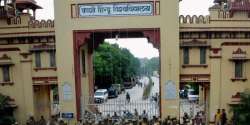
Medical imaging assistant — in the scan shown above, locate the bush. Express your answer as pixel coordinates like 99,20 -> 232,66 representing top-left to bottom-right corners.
0,116 -> 15,125
0,94 -> 16,125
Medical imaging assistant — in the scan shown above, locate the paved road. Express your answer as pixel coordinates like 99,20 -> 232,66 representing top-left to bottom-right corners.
93,76 -> 203,122
97,76 -> 160,118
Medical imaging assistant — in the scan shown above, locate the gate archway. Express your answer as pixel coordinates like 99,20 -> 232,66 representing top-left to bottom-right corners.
54,0 -> 180,122
73,29 -> 160,119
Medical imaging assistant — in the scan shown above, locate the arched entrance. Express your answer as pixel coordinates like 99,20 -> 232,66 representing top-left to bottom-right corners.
54,0 -> 180,122
73,29 -> 160,119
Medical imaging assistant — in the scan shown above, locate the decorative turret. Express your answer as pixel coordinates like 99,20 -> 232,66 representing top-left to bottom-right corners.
0,0 -> 41,20
214,0 -> 228,5
0,0 -> 16,19
16,0 -> 42,19
228,0 -> 250,18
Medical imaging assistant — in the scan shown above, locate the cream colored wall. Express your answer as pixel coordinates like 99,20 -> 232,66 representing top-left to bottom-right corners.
220,45 -> 250,117
0,12 -> 55,124
180,6 -> 250,122
0,44 -> 40,124
1,1 -> 250,124
32,50 -> 57,77
180,47 -> 210,74
33,85 -> 51,120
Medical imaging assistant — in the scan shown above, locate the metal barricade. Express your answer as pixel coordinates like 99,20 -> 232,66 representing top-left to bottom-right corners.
81,96 -> 159,120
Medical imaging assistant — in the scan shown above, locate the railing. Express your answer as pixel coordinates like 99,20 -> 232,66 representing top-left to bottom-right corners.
179,15 -> 210,24
28,19 -> 54,28
82,96 -> 159,120
9,16 -> 21,24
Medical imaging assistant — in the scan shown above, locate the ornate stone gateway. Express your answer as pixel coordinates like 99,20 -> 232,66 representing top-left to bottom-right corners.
55,0 -> 179,123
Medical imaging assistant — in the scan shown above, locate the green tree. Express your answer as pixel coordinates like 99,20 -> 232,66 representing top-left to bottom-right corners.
140,57 -> 159,76
93,42 -> 140,88
230,90 -> 250,125
0,94 -> 16,125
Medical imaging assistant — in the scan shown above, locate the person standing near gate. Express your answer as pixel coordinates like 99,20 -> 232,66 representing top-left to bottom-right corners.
183,112 -> 190,125
214,109 -> 221,125
141,110 -> 148,120
221,109 -> 227,125
38,116 -> 46,125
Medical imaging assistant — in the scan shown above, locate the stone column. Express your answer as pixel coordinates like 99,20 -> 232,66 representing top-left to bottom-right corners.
209,58 -> 222,124
160,0 -> 180,119
20,56 -> 35,120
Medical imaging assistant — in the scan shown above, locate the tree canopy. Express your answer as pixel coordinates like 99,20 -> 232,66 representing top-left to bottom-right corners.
230,90 -> 250,125
140,57 -> 159,76
94,42 -> 140,88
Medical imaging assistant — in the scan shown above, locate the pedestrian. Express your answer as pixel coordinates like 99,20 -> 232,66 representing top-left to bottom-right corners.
221,109 -> 227,125
126,92 -> 130,103
38,116 -> 46,125
214,109 -> 221,125
134,109 -> 139,118
47,116 -> 57,125
26,116 -> 36,125
201,111 -> 206,125
195,112 -> 201,125
232,112 -> 237,125
112,112 -> 119,123
183,112 -> 189,125
141,110 -> 148,119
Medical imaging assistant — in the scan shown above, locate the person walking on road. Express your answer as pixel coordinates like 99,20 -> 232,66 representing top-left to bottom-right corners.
126,92 -> 130,103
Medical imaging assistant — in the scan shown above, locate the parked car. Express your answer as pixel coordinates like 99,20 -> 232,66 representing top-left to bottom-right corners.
108,87 -> 118,98
94,89 -> 108,103
124,77 -> 135,89
111,84 -> 122,94
187,89 -> 199,102
124,82 -> 133,89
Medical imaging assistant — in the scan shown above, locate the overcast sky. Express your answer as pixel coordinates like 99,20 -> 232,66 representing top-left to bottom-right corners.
35,0 -> 215,58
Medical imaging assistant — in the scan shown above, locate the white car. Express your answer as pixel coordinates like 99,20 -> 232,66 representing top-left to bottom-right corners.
187,89 -> 199,102
94,89 -> 108,103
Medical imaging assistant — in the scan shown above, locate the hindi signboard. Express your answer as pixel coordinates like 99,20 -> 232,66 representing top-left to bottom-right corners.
79,2 -> 154,17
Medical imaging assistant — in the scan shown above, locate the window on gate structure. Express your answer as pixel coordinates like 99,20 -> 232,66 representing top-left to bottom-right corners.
81,50 -> 86,75
235,61 -> 243,78
200,47 -> 206,64
183,48 -> 189,64
2,66 -> 10,82
50,51 -> 56,67
35,52 -> 41,68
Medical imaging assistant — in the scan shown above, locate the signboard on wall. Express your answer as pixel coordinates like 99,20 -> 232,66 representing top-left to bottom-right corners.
79,2 -> 154,17
165,80 -> 177,100
62,112 -> 74,119
63,82 -> 72,101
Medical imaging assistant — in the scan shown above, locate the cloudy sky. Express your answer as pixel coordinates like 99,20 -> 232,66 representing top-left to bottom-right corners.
35,0 -> 215,58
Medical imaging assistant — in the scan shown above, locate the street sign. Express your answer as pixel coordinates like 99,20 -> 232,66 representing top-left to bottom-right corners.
61,113 -> 74,119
